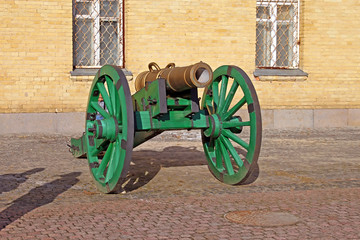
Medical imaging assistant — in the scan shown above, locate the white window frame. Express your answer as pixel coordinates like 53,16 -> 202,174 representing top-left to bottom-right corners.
74,0 -> 124,68
256,0 -> 300,68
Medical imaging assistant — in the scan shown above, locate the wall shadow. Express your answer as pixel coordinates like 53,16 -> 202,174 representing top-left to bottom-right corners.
0,168 -> 45,194
0,172 -> 81,231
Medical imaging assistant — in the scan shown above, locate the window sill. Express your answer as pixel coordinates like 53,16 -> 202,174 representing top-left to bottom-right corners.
254,69 -> 308,82
70,68 -> 133,82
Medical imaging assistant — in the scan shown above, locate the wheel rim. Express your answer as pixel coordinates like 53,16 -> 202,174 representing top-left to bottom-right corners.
85,65 -> 134,193
201,65 -> 262,185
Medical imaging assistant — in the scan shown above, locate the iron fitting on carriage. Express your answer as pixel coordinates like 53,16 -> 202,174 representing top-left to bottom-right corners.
135,62 -> 213,92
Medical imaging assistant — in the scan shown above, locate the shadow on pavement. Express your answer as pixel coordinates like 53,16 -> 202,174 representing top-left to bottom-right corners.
121,146 -> 206,192
0,172 -> 81,231
0,168 -> 45,194
121,145 -> 261,192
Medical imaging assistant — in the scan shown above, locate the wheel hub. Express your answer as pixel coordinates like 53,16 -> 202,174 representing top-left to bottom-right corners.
93,117 -> 119,142
204,114 -> 222,138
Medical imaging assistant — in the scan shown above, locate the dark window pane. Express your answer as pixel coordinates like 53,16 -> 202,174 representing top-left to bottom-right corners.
100,21 -> 119,65
256,6 -> 270,19
74,19 -> 94,66
101,0 -> 118,17
276,23 -> 291,67
75,1 -> 92,15
256,22 -> 272,67
277,5 -> 293,21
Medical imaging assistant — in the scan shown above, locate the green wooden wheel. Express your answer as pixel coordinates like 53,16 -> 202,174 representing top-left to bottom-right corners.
201,65 -> 262,185
85,65 -> 134,193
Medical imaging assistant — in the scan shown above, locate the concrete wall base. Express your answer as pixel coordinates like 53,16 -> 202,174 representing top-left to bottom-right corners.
263,109 -> 360,129
0,113 -> 85,135
0,109 -> 359,134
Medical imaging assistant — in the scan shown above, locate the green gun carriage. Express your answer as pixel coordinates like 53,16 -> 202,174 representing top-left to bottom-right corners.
70,62 -> 262,193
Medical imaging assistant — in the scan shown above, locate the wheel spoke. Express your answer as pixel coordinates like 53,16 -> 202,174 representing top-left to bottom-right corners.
203,138 -> 212,153
222,129 -> 249,150
223,96 -> 246,120
205,99 -> 214,114
105,140 -> 121,183
105,76 -> 117,117
212,81 -> 219,110
217,75 -> 228,113
222,80 -> 239,114
220,135 -> 244,168
90,101 -> 110,119
218,137 -> 234,175
96,82 -> 113,116
116,86 -> 123,122
215,139 -> 224,170
223,120 -> 251,129
115,139 -> 126,177
96,142 -> 113,178
92,139 -> 110,156
208,137 -> 215,149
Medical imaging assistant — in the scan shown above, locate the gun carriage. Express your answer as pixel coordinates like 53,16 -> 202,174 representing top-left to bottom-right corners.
70,62 -> 262,193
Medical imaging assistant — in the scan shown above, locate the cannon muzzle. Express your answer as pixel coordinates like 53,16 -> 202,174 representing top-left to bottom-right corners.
135,62 -> 213,92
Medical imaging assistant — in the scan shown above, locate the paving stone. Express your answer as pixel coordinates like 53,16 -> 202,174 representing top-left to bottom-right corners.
0,128 -> 359,239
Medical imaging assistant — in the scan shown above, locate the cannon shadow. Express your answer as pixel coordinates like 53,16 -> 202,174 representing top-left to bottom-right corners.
0,168 -> 45,194
0,172 -> 81,231
120,146 -> 206,192
120,145 -> 259,193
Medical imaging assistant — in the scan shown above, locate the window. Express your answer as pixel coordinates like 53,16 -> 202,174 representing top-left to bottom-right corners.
256,0 -> 299,68
73,0 -> 124,69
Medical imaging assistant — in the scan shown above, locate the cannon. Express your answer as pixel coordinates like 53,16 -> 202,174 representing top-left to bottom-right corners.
70,62 -> 262,193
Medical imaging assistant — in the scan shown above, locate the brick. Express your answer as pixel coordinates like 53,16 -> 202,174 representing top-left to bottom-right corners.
0,0 -> 359,115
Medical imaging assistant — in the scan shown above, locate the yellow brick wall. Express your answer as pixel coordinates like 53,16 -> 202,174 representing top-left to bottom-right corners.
254,0 -> 360,109
125,0 -> 256,93
0,0 -> 359,114
0,0 -> 91,113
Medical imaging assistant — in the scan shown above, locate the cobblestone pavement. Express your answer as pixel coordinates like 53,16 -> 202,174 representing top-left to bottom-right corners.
0,128 -> 359,239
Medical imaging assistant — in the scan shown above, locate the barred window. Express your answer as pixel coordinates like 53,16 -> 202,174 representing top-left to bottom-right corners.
73,0 -> 124,68
256,0 -> 299,68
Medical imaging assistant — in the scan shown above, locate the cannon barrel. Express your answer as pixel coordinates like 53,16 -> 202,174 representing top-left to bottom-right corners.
135,62 -> 213,92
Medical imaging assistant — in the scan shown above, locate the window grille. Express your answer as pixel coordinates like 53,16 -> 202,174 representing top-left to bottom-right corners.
73,0 -> 124,68
256,0 -> 299,68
